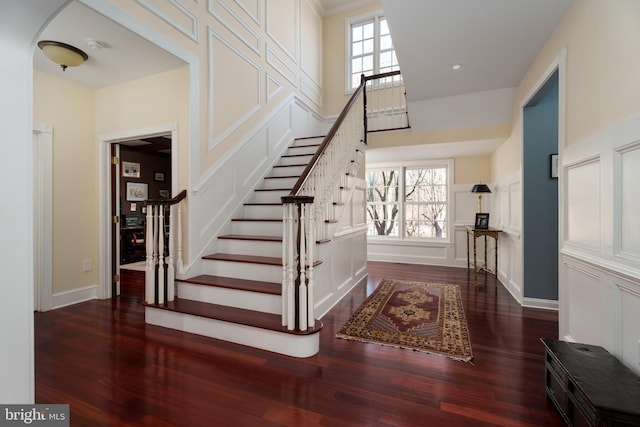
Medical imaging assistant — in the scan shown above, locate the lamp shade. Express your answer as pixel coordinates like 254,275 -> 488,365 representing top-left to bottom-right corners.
471,184 -> 491,193
38,40 -> 88,71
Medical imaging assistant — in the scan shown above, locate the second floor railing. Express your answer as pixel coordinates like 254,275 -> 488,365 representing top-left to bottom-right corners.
144,189 -> 187,305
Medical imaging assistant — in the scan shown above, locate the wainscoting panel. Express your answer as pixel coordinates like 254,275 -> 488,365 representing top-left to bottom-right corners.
209,0 -> 262,56
617,142 -> 640,261
135,0 -> 199,42
560,113 -> 640,375
187,95 -> 325,277
565,158 -> 601,249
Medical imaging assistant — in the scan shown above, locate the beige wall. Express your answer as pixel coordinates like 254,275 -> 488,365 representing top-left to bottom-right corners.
34,67 -> 189,295
33,71 -> 98,294
492,0 -> 640,179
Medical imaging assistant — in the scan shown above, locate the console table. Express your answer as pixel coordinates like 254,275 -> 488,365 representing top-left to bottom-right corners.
465,225 -> 501,283
541,338 -> 640,426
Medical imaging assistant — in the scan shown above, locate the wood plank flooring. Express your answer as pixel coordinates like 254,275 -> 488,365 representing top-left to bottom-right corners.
35,262 -> 562,426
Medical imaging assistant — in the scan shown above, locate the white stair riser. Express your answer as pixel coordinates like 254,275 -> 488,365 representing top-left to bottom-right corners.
217,239 -> 282,258
291,138 -> 323,147
269,165 -> 305,177
145,307 -> 319,358
202,260 -> 282,283
243,204 -> 282,219
231,221 -> 283,236
250,190 -> 290,204
278,155 -> 313,166
260,177 -> 298,190
286,145 -> 318,156
177,282 -> 281,314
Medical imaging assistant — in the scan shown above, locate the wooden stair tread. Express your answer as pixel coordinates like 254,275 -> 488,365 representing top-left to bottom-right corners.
203,253 -> 282,265
231,218 -> 282,222
264,175 -> 300,179
218,234 -> 282,242
145,298 -> 322,335
254,188 -> 291,192
288,143 -> 321,149
180,274 -> 280,295
203,253 -> 322,267
244,202 -> 282,206
274,164 -> 307,168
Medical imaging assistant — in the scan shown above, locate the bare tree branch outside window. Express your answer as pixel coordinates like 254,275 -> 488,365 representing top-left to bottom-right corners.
366,166 -> 448,239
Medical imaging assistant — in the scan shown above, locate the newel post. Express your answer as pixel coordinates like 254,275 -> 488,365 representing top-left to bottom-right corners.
281,195 -> 315,331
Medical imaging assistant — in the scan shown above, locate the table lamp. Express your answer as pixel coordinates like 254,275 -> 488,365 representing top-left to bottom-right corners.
471,184 -> 491,213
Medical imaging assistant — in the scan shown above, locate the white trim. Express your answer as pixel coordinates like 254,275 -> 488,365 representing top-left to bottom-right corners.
519,47 -> 566,306
265,0 -> 299,64
51,285 -> 99,310
522,297 -> 559,311
134,0 -> 199,42
208,28 -> 262,150
99,124 -> 179,300
32,124 -> 53,312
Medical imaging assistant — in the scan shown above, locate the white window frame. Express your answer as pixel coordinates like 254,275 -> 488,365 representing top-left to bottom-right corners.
345,11 -> 399,93
366,159 -> 454,243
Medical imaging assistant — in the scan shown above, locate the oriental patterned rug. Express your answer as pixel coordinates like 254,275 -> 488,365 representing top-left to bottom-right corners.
336,279 -> 473,362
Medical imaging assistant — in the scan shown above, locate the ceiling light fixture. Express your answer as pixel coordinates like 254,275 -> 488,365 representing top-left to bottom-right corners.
37,40 -> 88,71
452,64 -> 462,71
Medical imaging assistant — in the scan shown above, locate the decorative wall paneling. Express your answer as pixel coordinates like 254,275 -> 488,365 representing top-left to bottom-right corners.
560,113 -> 640,374
186,95 -> 325,278
135,0 -> 199,42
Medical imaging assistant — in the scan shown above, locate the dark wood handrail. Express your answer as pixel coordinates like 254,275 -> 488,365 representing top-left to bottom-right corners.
286,70 -> 402,198
145,189 -> 187,206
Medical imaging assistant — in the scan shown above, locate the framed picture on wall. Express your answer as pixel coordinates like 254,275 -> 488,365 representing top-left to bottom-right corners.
154,171 -> 165,182
475,213 -> 490,230
159,190 -> 170,199
126,182 -> 148,201
122,161 -> 140,178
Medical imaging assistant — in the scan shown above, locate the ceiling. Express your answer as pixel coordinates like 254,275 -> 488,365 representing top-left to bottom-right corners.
33,1 -> 186,89
34,0 -> 572,158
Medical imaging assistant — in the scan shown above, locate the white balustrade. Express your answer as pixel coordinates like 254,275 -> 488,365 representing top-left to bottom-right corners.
144,190 -> 187,305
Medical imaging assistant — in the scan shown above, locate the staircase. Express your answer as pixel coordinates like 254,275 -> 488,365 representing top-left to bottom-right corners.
144,137 -> 329,358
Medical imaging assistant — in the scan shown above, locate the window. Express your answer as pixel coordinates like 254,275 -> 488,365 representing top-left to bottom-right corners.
366,162 -> 451,240
348,14 -> 400,91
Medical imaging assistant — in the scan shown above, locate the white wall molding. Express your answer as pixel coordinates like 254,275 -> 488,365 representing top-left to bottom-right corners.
135,0 -> 199,42
185,94 -> 326,277
209,0 -> 262,56
560,111 -> 640,374
208,27 -> 262,150
523,297 -> 559,311
265,0 -> 299,64
51,285 -> 99,310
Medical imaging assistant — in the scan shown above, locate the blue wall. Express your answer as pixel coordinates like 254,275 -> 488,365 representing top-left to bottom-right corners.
523,71 -> 559,300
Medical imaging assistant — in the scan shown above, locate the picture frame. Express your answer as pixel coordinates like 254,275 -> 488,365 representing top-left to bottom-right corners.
126,182 -> 148,201
550,154 -> 558,179
475,213 -> 490,230
122,161 -> 140,178
154,171 -> 165,182
159,189 -> 170,199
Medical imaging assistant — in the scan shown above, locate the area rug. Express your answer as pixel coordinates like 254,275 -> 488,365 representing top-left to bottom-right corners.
336,279 -> 473,362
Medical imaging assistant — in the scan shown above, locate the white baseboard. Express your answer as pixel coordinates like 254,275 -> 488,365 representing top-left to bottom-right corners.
51,284 -> 99,310
522,297 -> 559,311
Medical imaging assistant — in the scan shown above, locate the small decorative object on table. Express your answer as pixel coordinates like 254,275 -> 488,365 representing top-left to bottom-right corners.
474,213 -> 489,230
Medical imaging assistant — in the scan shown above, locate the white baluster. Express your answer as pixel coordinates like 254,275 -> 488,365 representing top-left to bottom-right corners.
176,203 -> 183,274
145,205 -> 155,304
157,205 -> 165,304
286,203 -> 295,330
299,202 -> 307,332
167,204 -> 175,301
307,203 -> 315,328
281,204 -> 288,327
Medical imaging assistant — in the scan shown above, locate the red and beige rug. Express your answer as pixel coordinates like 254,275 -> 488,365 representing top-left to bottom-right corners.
336,279 -> 473,362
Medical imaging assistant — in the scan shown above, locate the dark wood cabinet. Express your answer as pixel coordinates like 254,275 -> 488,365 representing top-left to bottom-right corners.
541,338 -> 640,426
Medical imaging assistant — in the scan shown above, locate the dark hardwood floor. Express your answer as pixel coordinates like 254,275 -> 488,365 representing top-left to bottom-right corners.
35,262 -> 562,426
